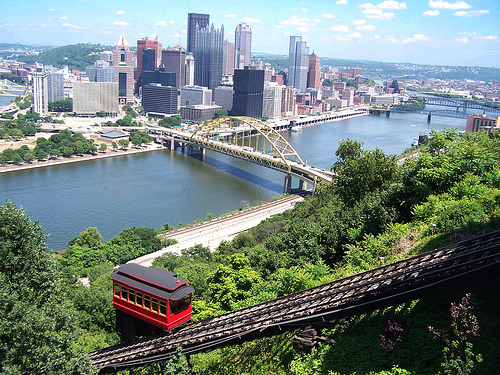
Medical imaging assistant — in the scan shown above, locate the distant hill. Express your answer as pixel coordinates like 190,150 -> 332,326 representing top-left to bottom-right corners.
251,52 -> 500,82
8,43 -> 112,71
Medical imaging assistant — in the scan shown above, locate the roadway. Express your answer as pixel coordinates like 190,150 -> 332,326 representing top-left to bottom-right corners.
130,194 -> 304,267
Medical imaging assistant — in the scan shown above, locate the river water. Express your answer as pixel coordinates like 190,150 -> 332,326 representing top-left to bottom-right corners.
0,110 -> 466,250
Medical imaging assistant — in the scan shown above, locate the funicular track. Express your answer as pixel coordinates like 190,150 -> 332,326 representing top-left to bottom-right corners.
90,230 -> 500,373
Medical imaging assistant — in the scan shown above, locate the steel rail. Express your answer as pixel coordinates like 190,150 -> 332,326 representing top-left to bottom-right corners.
90,230 -> 500,372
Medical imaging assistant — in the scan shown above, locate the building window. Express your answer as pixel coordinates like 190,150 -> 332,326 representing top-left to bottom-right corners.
119,73 -> 127,97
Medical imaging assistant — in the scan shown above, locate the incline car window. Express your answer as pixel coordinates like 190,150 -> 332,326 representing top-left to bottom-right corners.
136,292 -> 143,307
114,283 -> 120,297
169,294 -> 192,315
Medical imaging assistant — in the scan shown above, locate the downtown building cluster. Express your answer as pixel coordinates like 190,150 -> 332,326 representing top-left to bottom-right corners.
2,11 -> 414,123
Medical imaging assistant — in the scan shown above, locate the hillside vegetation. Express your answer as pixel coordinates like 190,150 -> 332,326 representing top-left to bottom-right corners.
20,44 -> 110,71
1,128 -> 499,374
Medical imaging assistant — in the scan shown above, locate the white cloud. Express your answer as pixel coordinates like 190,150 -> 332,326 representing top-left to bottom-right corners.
113,20 -> 131,26
62,22 -> 85,30
169,20 -> 175,25
331,25 -> 349,32
358,3 -> 374,8
401,34 -> 430,43
60,15 -> 70,21
377,1 -> 406,9
174,32 -> 182,38
99,31 -> 113,34
423,10 -> 440,16
284,31 -> 291,36
48,8 -> 55,11
313,18 -> 321,23
364,8 -> 395,19
116,10 -> 125,15
154,21 -> 167,27
280,15 -> 311,27
336,0 -> 348,4
243,17 -> 261,23
301,7 -> 307,12
475,35 -> 498,40
322,13 -> 335,18
454,10 -> 489,17
347,32 -> 362,38
429,1 -> 471,10
224,14 -> 237,18
353,19 -> 367,25
357,24 -> 376,31
454,36 -> 468,43
297,26 -> 309,32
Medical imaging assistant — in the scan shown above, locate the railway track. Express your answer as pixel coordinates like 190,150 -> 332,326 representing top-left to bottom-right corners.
91,230 -> 500,373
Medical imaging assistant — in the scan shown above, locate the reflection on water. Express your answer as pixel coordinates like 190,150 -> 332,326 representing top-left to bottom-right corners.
0,113 -> 466,250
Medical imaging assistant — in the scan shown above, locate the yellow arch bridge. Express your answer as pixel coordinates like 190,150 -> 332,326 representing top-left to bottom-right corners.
148,116 -> 333,193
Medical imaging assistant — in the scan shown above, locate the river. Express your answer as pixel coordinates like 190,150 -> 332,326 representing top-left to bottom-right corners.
0,110 -> 466,251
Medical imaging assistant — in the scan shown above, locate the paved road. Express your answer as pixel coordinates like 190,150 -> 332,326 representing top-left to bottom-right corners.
130,195 -> 304,267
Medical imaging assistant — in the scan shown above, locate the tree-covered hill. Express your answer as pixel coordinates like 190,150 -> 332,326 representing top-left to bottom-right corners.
20,43 -> 112,71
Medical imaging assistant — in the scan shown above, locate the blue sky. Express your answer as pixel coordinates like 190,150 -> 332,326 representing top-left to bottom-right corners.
1,0 -> 499,68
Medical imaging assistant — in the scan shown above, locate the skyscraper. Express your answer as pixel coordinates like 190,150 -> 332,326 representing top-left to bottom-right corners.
32,72 -> 48,116
187,13 -> 210,55
234,23 -> 252,69
232,66 -> 264,118
162,46 -> 186,88
194,24 -> 224,92
185,55 -> 195,86
307,53 -> 320,89
112,32 -> 134,103
136,36 -> 162,80
288,36 -> 309,92
223,40 -> 235,76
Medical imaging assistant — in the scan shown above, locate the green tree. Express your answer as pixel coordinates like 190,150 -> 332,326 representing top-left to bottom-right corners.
214,109 -> 228,119
0,201 -> 92,374
98,143 -> 107,152
118,139 -> 129,150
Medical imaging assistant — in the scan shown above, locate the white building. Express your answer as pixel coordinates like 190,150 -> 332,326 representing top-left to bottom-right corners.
185,55 -> 195,86
180,85 -> 212,106
73,82 -> 119,117
32,72 -> 48,116
262,82 -> 282,119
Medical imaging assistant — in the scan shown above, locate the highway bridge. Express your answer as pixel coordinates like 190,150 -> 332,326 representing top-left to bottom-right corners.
90,229 -> 500,373
409,95 -> 500,114
148,116 -> 334,193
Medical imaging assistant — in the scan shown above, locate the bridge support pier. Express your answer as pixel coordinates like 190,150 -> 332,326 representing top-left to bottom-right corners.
187,145 -> 205,157
169,135 -> 175,151
427,113 -> 431,123
283,174 -> 292,194
298,179 -> 305,191
385,111 -> 390,118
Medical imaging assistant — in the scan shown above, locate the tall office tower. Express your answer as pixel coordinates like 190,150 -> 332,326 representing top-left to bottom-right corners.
194,24 -> 224,92
281,86 -> 295,116
223,40 -> 235,76
288,36 -> 309,92
353,67 -> 361,77
44,66 -> 65,102
307,53 -> 321,89
185,55 -> 195,86
136,36 -> 162,80
187,13 -> 210,54
112,32 -> 135,103
32,72 -> 48,116
142,49 -> 156,73
86,60 -> 115,82
162,46 -> 186,88
142,84 -> 178,116
234,22 -> 252,69
232,66 -> 264,118
262,82 -> 282,119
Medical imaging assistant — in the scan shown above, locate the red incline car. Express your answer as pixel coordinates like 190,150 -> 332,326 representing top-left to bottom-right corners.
112,263 -> 194,341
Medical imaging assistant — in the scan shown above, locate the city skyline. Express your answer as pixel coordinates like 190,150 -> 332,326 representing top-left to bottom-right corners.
1,0 -> 499,68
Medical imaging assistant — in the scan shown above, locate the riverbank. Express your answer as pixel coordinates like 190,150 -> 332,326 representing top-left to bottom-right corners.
0,143 -> 166,174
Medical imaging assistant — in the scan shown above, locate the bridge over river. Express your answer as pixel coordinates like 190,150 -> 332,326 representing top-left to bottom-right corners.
148,116 -> 334,193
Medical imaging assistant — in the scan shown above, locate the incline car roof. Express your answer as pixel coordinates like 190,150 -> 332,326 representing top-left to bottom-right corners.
113,263 -> 189,292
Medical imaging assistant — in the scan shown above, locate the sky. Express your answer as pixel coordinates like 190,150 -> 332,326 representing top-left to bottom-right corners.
1,0 -> 499,68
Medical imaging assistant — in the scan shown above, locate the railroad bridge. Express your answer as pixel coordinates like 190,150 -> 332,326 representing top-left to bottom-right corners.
148,116 -> 334,193
90,230 -> 500,373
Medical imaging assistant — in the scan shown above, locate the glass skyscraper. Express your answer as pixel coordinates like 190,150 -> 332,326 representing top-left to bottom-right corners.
288,36 -> 309,93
